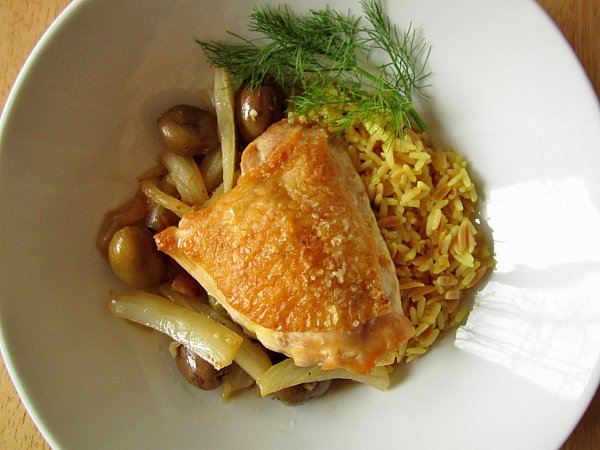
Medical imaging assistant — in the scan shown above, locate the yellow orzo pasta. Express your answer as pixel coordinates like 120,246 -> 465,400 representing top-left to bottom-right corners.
293,107 -> 493,363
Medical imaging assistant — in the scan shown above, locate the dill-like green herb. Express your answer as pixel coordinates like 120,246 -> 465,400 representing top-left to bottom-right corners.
196,0 -> 430,136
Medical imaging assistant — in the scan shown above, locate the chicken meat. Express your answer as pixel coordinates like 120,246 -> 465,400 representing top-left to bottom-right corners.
155,121 -> 414,374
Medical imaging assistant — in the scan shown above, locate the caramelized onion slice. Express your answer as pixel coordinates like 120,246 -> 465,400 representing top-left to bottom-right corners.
257,358 -> 390,397
109,291 -> 242,370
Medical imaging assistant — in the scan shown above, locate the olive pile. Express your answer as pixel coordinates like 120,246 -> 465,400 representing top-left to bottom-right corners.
105,82 -> 284,290
100,82 -> 297,396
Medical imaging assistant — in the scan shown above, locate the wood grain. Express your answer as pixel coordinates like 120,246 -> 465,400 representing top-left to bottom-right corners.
0,0 -> 598,448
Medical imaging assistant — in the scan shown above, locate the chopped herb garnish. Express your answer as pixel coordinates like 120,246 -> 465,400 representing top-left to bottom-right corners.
197,0 -> 430,136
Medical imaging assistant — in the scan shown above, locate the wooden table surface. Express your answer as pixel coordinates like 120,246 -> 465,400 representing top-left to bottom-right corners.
1,0 -> 599,448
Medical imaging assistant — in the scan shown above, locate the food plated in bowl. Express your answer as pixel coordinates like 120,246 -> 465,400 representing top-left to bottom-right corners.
1,0 -> 599,449
98,1 -> 493,403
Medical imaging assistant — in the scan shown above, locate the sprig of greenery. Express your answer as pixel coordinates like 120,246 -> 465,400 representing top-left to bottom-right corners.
196,0 -> 430,136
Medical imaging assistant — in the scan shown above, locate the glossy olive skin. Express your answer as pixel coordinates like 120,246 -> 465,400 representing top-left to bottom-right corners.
275,380 -> 332,405
175,344 -> 228,390
235,83 -> 284,143
157,105 -> 219,156
108,226 -> 166,288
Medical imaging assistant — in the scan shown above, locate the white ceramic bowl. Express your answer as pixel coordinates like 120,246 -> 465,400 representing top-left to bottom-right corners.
1,1 -> 600,449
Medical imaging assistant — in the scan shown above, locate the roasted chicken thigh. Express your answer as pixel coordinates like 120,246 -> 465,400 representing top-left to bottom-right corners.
155,121 -> 414,374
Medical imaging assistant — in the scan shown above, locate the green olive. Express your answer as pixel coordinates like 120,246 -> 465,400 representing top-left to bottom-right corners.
274,380 -> 332,405
235,82 -> 284,143
175,344 -> 228,390
108,226 -> 166,288
157,105 -> 219,156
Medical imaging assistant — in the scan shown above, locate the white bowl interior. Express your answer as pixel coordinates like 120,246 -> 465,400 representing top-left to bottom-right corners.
1,0 -> 600,449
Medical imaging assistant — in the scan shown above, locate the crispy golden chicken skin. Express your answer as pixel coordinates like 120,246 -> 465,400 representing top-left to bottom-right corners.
155,121 -> 414,374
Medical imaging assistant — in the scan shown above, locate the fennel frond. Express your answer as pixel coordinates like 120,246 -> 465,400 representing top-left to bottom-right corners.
196,0 -> 430,137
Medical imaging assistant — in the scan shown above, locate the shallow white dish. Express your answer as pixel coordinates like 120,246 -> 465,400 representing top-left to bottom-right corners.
1,0 -> 599,448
